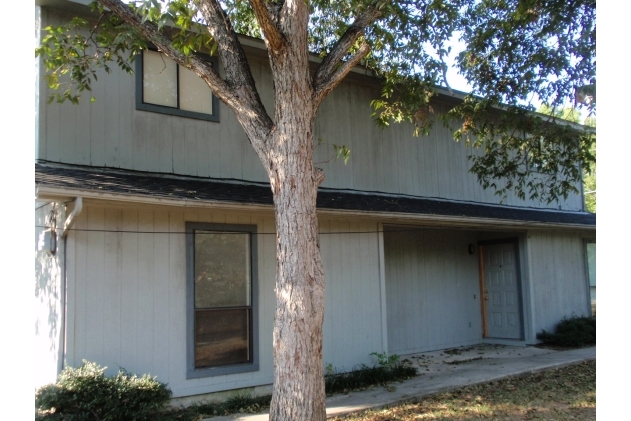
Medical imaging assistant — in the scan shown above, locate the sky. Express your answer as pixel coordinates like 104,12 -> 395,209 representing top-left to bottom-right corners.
439,33 -> 472,94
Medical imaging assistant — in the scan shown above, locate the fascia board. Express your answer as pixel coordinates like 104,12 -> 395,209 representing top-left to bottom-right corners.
36,185 -> 596,232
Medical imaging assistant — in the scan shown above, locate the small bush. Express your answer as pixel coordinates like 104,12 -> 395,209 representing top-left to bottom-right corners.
370,351 -> 401,369
537,315 -> 596,348
35,360 -> 172,421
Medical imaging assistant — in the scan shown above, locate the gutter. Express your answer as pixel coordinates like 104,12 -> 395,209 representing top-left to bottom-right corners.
61,197 -> 83,238
36,186 -> 595,232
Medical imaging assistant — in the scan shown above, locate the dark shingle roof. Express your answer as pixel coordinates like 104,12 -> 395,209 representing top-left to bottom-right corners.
35,162 -> 596,226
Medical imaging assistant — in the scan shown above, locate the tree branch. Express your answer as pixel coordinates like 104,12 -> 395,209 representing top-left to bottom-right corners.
194,0 -> 258,92
313,42 -> 371,107
313,167 -> 325,186
98,0 -> 236,111
98,0 -> 274,159
312,1 -> 382,89
194,1 -> 274,136
249,0 -> 286,53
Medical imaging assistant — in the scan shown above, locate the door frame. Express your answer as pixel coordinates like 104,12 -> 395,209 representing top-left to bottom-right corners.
477,238 -> 525,340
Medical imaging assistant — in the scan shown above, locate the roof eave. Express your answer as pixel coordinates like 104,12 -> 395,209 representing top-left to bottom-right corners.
35,185 -> 596,232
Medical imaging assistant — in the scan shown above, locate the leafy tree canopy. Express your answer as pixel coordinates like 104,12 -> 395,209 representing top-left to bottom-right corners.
36,0 -> 596,204
537,104 -> 596,213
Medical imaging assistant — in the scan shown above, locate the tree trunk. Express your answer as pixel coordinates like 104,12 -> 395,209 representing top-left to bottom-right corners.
268,146 -> 326,421
268,102 -> 326,421
267,5 -> 326,418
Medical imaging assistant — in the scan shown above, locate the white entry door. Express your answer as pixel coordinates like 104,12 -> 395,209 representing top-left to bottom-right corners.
481,242 -> 522,339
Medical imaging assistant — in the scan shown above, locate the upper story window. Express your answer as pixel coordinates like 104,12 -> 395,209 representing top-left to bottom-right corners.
136,50 -> 220,122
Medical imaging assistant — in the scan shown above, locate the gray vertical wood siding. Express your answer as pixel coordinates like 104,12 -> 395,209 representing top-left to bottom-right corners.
43,199 -> 594,397
64,204 -> 384,397
37,7 -> 583,212
526,230 -> 591,336
384,227 -> 485,354
320,218 -> 384,372
384,228 -> 593,351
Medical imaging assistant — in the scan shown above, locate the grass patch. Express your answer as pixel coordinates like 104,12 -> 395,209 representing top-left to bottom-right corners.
330,360 -> 596,421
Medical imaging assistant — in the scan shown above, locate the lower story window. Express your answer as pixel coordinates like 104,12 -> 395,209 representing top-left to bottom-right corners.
186,223 -> 258,378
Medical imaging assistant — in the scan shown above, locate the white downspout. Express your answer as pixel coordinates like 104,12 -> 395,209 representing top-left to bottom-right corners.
61,197 -> 83,239
59,197 -> 83,373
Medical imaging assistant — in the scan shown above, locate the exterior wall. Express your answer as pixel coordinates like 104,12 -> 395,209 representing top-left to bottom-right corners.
320,218 -> 385,371
42,198 -> 594,398
384,227 -> 596,349
383,227 -> 485,354
526,230 -> 592,338
35,202 -> 64,388
37,7 -> 583,211
64,203 -> 384,397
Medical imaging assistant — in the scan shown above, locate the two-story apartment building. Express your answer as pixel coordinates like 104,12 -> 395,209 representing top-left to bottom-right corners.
35,0 -> 596,400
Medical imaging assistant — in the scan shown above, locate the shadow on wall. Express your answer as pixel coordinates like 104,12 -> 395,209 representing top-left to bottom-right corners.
35,204 -> 62,356
35,247 -> 61,353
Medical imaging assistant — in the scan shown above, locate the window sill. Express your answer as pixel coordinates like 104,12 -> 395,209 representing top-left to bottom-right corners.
187,362 -> 260,379
136,102 -> 220,122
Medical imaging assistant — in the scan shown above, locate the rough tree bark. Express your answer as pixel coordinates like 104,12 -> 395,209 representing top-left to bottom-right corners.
264,3 -> 327,419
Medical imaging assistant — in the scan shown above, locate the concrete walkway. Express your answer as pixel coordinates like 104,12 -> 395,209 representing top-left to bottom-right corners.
204,344 -> 596,421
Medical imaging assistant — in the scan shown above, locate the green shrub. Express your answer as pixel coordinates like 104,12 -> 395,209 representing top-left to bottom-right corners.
370,351 -> 401,369
35,361 -> 172,421
537,315 -> 596,348
324,353 -> 417,395
192,393 -> 272,417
